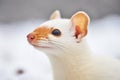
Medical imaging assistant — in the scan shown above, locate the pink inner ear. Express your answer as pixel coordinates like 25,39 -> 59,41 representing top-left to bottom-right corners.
75,25 -> 81,39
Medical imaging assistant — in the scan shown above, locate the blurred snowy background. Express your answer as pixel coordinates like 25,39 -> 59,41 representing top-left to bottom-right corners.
0,0 -> 120,80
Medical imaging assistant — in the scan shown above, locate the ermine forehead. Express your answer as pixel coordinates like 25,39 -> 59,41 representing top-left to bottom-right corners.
40,19 -> 70,29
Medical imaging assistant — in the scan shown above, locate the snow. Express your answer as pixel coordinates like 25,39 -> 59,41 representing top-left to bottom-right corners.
0,15 -> 120,80
88,15 -> 120,58
0,21 -> 53,80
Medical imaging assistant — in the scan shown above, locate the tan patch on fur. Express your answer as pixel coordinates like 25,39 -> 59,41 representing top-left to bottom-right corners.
31,27 -> 53,42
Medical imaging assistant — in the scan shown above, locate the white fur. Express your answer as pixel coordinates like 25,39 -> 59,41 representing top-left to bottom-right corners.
34,15 -> 120,80
50,10 -> 61,20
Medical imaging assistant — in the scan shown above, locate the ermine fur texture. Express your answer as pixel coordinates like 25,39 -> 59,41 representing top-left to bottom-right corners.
27,10 -> 120,80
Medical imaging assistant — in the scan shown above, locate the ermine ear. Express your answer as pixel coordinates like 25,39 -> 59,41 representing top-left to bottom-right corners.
70,11 -> 90,43
50,10 -> 61,20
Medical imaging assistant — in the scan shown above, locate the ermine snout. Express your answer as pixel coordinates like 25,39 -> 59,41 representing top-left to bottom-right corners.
27,33 -> 35,43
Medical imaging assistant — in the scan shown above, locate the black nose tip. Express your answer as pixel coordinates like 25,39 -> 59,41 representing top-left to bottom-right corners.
27,33 -> 35,42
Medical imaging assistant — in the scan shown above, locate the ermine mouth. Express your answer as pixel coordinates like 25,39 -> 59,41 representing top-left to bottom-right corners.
33,45 -> 52,48
30,43 -> 52,49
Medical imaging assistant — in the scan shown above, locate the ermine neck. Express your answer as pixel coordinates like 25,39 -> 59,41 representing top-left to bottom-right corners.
48,40 -> 92,80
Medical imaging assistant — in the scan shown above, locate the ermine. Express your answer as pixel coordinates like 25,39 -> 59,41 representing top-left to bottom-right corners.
27,10 -> 120,80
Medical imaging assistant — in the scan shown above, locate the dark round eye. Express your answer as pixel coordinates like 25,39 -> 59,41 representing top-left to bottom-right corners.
51,29 -> 61,36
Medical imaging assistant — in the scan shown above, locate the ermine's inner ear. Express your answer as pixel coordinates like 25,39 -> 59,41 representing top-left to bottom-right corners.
50,10 -> 61,20
70,11 -> 90,42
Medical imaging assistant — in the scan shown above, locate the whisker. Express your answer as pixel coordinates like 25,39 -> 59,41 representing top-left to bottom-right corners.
50,42 -> 67,53
35,39 -> 74,54
49,40 -> 67,48
48,39 -> 74,53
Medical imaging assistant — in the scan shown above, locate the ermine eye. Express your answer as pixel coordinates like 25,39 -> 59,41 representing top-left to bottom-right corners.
51,29 -> 61,36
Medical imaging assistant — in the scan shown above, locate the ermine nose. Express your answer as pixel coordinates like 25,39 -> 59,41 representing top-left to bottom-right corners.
27,33 -> 35,42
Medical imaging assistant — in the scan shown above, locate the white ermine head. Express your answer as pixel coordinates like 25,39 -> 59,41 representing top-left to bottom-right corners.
27,10 -> 90,55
